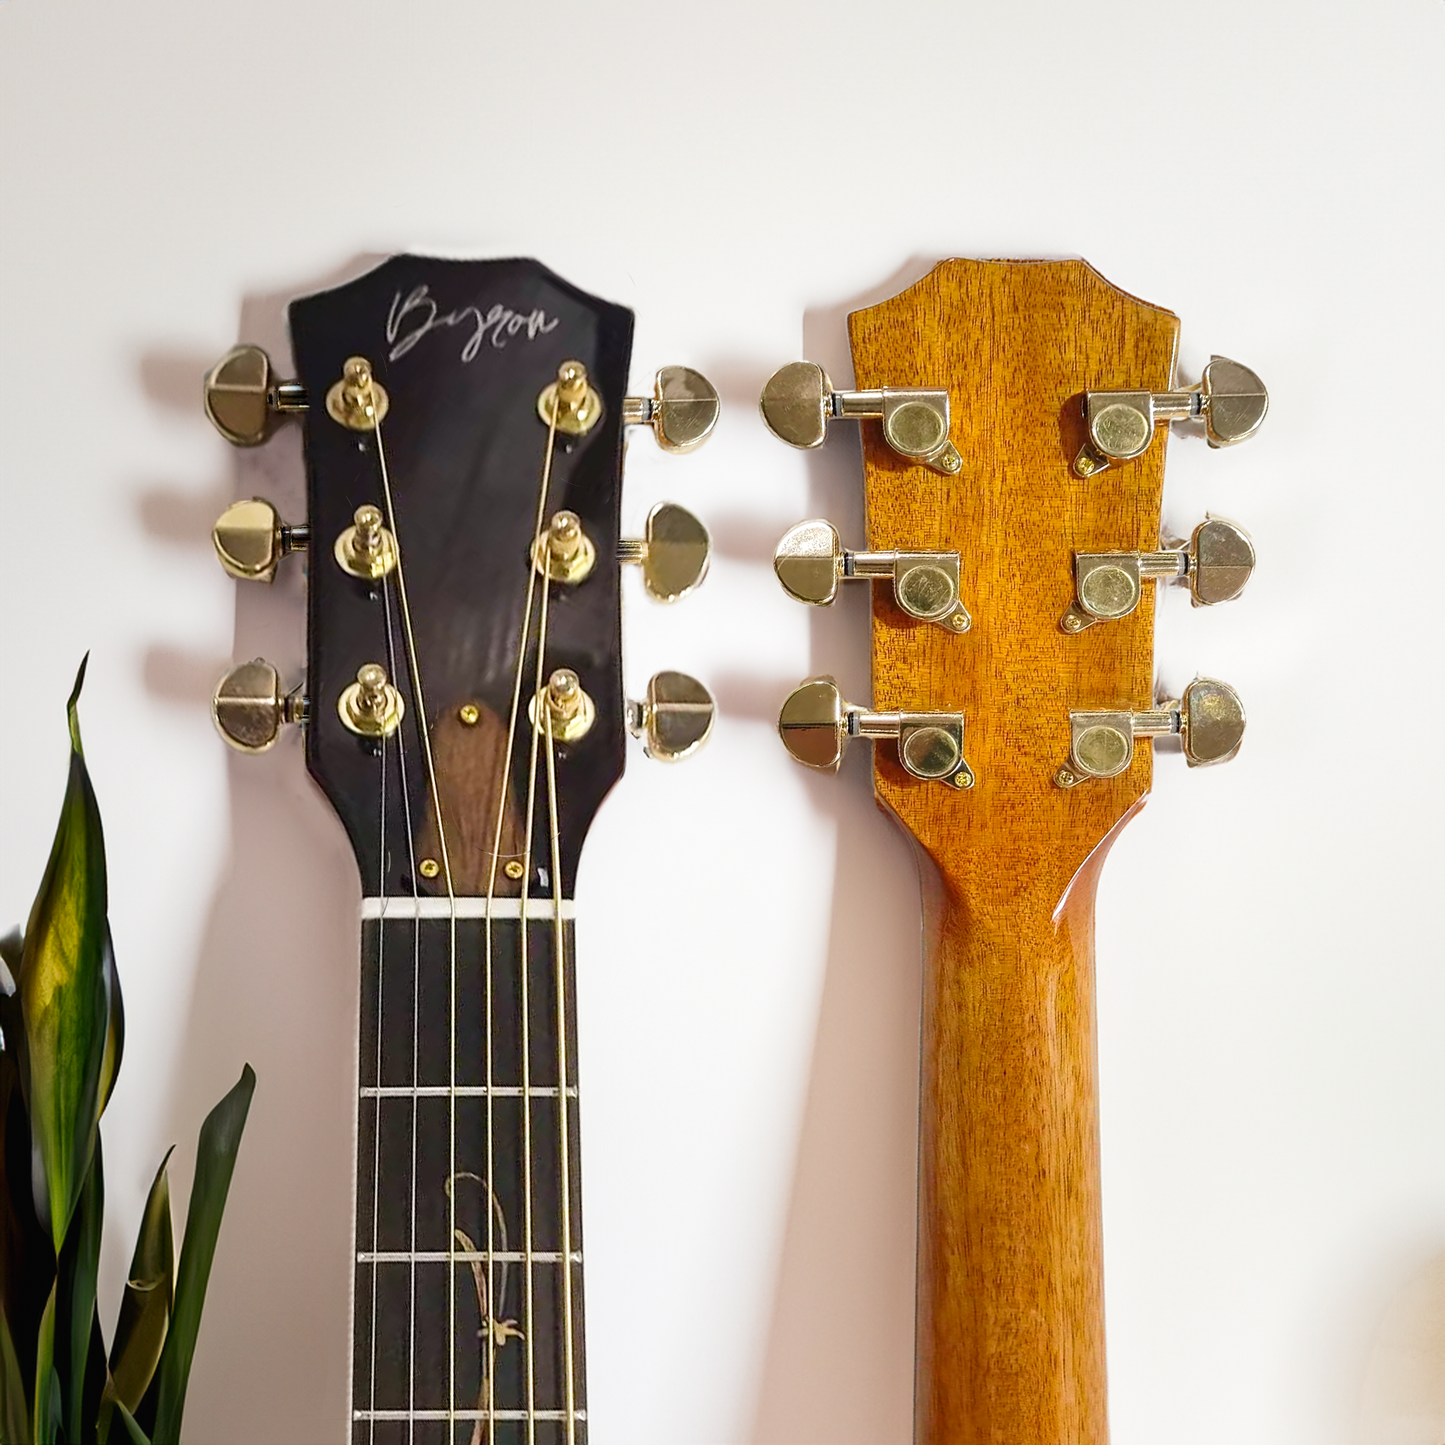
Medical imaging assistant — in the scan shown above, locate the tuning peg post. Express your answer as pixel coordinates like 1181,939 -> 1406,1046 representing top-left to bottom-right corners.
622,366 -> 719,453
213,659 -> 306,753
204,345 -> 308,446
628,671 -> 715,761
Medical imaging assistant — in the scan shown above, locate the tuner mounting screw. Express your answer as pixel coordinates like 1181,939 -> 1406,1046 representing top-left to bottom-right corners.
503,860 -> 526,881
533,510 -> 597,584
530,668 -> 596,743
418,858 -> 440,880
459,703 -> 480,726
537,360 -> 602,437
326,356 -> 390,433
338,662 -> 405,740
335,504 -> 399,581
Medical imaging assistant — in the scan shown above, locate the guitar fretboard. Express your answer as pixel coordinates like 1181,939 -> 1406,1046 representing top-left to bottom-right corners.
352,907 -> 586,1445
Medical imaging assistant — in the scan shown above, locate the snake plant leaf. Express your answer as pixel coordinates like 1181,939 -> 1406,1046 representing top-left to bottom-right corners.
148,1064 -> 254,1445
111,1397 -> 152,1445
98,924 -> 125,1118
0,932 -> 27,1108
32,1283 -> 55,1445
0,1299 -> 28,1445
57,1139 -> 103,1442
108,1148 -> 174,1415
21,657 -> 112,1249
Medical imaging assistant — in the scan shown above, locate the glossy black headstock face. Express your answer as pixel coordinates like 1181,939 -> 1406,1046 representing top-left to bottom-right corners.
290,256 -> 634,898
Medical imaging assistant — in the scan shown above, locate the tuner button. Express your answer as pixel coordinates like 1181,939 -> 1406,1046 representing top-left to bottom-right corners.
212,659 -> 304,753
1179,677 -> 1246,767
212,498 -> 308,583
636,366 -> 720,454
628,671 -> 715,762
1187,516 -> 1256,607
1200,357 -> 1269,448
774,519 -> 844,606
778,676 -> 848,771
204,345 -> 308,446
620,503 -> 711,602
760,361 -> 832,450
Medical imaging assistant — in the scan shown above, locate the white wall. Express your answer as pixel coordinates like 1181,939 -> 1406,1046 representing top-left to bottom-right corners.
1,2 -> 1442,1442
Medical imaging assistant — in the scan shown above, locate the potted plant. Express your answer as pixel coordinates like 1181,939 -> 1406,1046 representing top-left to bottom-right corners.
0,659 -> 254,1444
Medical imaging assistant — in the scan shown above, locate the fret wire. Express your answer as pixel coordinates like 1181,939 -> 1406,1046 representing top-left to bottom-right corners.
358,1251 -> 581,1264
360,1086 -> 576,1099
355,1411 -> 588,1423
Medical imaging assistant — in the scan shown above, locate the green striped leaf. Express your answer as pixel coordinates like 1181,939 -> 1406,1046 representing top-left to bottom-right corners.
149,1065 -> 254,1445
20,658 -> 116,1249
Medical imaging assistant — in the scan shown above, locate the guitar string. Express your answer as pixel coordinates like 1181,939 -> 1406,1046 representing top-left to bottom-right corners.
542,700 -> 577,1444
367,382 -> 461,1429
483,387 -> 562,1438
367,661 -> 387,1445
516,564 -> 554,1445
379,576 -> 423,1442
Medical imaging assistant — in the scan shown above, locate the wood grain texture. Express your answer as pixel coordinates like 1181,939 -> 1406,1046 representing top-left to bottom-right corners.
847,259 -> 1180,1445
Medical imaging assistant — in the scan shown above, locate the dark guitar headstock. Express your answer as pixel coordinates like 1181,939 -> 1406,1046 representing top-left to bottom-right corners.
207,255 -> 718,897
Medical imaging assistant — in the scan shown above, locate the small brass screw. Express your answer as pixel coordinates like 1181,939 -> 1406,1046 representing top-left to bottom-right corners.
459,703 -> 480,726
953,771 -> 974,789
418,858 -> 440,879
503,860 -> 525,881
950,612 -> 969,632
1054,767 -> 1077,789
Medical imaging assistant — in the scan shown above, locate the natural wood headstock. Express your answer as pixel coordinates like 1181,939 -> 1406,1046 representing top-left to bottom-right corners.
852,258 -> 1177,888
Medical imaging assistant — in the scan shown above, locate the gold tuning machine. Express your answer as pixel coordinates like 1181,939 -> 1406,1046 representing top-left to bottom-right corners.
1061,516 -> 1256,632
338,664 -> 405,740
760,361 -> 961,476
1055,677 -> 1246,787
619,503 -> 711,601
774,518 -> 970,632
335,504 -> 399,581
1074,356 -> 1267,477
212,659 -> 306,753
204,345 -> 308,446
627,671 -> 715,761
778,676 -> 973,787
212,498 -> 309,583
622,366 -> 720,454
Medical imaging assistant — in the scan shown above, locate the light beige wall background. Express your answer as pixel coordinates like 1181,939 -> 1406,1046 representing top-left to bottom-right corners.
2,2 -> 1442,1442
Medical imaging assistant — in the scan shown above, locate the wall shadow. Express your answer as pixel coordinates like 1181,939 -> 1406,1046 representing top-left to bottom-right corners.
136,255 -> 385,1444
749,258 -> 940,1445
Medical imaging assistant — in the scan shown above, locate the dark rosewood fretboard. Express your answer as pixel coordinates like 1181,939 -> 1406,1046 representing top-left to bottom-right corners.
353,909 -> 586,1445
